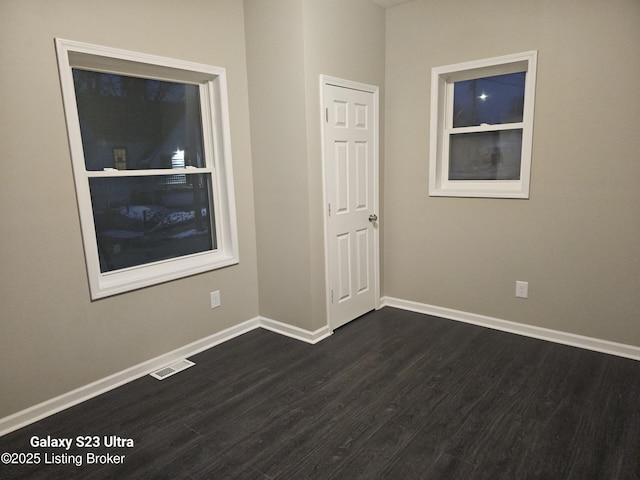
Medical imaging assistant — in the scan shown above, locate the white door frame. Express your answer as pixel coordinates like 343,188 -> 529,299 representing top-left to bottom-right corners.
320,75 -> 380,331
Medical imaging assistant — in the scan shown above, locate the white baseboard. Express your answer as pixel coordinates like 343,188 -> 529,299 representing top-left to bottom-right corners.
382,296 -> 640,362
13,298 -> 634,439
259,316 -> 333,344
0,316 -> 330,437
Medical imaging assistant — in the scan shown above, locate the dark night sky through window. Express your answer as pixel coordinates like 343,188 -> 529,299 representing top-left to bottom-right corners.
453,72 -> 525,128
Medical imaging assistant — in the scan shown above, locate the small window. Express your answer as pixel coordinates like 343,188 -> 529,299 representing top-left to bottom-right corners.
56,39 -> 239,299
429,51 -> 537,198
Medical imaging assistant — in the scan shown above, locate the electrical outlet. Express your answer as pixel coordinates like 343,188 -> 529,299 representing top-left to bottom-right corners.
515,281 -> 528,299
210,290 -> 221,308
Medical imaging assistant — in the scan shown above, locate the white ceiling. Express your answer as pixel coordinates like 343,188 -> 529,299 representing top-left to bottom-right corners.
369,0 -> 413,8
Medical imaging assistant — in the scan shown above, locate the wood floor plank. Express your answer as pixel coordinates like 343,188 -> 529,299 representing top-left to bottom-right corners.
2,307 -> 640,479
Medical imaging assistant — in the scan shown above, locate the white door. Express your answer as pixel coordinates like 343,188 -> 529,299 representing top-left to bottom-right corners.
322,77 -> 379,330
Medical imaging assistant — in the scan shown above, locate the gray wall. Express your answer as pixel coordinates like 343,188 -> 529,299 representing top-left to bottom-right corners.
384,0 -> 640,345
2,0 -> 639,423
244,0 -> 315,329
302,0 -> 387,329
0,0 -> 260,419
245,0 -> 385,331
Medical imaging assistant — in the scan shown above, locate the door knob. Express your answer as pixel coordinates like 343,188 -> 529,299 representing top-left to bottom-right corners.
368,214 -> 378,222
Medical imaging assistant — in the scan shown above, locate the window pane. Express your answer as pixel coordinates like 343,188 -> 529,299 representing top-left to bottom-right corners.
73,70 -> 205,171
449,129 -> 522,180
89,174 -> 216,272
453,72 -> 525,128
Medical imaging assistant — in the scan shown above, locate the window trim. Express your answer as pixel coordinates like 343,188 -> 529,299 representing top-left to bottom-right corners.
429,51 -> 538,198
56,39 -> 239,299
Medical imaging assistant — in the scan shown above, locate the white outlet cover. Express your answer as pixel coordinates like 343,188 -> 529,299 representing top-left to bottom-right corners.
210,290 -> 221,308
515,281 -> 528,299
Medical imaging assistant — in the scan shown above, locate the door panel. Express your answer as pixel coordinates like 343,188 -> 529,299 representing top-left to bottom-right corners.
356,228 -> 369,293
355,142 -> 368,210
355,103 -> 368,129
324,80 -> 379,330
335,141 -> 349,214
337,232 -> 352,302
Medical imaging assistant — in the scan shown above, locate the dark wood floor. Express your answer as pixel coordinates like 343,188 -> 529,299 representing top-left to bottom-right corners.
2,307 -> 640,479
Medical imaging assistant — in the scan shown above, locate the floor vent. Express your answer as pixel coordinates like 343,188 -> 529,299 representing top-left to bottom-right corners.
150,359 -> 195,380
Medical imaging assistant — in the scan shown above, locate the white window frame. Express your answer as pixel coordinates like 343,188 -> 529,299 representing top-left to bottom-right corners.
55,39 -> 239,299
429,51 -> 537,198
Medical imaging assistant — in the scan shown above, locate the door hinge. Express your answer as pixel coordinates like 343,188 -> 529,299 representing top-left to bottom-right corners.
328,203 -> 331,217
331,290 -> 334,304
325,107 -> 329,123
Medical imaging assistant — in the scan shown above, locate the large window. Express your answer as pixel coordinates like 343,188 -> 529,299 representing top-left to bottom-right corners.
429,51 -> 537,198
56,39 -> 239,299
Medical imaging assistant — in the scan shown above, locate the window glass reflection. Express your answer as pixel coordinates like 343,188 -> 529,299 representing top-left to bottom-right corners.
89,174 -> 215,272
73,70 -> 205,171
449,130 -> 522,180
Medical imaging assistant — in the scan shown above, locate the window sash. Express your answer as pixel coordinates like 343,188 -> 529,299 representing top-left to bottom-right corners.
429,51 -> 537,198
86,168 -> 213,178
56,39 -> 239,299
